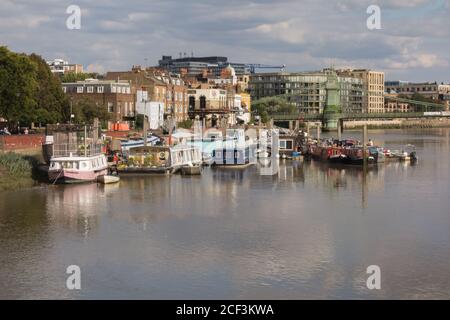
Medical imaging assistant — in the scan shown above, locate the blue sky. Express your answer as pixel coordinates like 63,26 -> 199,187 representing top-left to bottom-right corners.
1,0 -> 449,82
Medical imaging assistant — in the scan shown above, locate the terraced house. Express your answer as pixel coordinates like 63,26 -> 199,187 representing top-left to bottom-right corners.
62,79 -> 135,128
106,66 -> 188,123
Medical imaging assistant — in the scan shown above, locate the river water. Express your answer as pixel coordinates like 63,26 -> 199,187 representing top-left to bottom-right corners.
1,129 -> 449,299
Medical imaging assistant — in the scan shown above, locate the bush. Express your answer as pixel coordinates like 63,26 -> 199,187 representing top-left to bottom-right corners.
177,119 -> 193,129
0,152 -> 32,177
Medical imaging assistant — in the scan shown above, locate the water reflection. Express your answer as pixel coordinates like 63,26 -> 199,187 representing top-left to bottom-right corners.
1,129 -> 450,299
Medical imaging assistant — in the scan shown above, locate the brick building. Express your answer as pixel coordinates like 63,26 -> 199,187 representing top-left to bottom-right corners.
62,79 -> 135,127
106,67 -> 189,124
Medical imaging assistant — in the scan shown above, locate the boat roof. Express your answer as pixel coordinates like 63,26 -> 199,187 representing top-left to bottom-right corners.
51,155 -> 105,161
128,144 -> 199,154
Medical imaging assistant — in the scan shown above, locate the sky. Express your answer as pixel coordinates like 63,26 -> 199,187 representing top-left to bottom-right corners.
0,0 -> 449,82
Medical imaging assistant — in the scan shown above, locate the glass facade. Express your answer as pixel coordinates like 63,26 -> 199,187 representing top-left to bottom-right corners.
249,71 -> 364,114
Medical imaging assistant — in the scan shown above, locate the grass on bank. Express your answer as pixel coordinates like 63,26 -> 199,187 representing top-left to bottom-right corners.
0,152 -> 38,191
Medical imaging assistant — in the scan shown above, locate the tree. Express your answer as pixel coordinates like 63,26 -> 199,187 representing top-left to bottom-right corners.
72,99 -> 111,124
177,119 -> 193,129
0,46 -> 37,128
29,53 -> 69,124
0,47 -> 71,128
252,96 -> 297,121
61,72 -> 99,83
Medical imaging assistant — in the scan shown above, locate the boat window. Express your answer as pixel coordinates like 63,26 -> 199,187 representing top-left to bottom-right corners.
171,152 -> 177,164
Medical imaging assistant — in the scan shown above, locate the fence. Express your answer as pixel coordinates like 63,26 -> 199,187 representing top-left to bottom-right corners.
0,134 -> 45,152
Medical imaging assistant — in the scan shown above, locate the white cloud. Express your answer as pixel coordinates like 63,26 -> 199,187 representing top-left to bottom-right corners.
0,15 -> 51,28
246,19 -> 306,44
0,0 -> 448,81
385,53 -> 448,69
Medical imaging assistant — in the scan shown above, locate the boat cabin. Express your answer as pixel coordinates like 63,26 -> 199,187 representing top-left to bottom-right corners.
119,145 -> 202,173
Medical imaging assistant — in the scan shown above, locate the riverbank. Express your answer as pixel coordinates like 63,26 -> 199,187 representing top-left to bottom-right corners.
0,151 -> 43,191
343,117 -> 450,130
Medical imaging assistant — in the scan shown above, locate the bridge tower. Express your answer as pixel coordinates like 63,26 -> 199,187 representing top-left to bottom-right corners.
322,69 -> 343,131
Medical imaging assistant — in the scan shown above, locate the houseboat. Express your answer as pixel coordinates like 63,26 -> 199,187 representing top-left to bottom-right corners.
388,145 -> 418,162
211,129 -> 257,167
117,144 -> 202,174
48,125 -> 108,183
308,144 -> 380,165
211,145 -> 256,167
119,135 -> 160,152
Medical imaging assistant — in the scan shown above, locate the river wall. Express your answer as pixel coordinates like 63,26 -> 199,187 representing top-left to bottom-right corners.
343,118 -> 450,129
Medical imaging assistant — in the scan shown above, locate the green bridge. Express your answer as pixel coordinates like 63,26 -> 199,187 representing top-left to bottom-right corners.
271,111 -> 439,121
270,95 -> 448,130
265,70 -> 448,130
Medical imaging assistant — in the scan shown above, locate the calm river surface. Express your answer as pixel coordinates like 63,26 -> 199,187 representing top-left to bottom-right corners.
1,129 -> 449,299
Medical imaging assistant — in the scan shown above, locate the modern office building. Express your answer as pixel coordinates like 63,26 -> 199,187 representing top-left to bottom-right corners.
337,69 -> 385,113
249,69 -> 364,114
158,55 -> 247,76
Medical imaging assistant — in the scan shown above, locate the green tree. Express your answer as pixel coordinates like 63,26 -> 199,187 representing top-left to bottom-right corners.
29,53 -> 69,124
0,46 -> 37,127
0,47 -> 73,128
72,99 -> 111,124
252,96 -> 297,122
177,119 -> 193,129
61,72 -> 99,83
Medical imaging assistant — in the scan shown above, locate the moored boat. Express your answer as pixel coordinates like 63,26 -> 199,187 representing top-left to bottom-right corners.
48,125 -> 107,183
117,144 -> 202,174
97,174 -> 120,184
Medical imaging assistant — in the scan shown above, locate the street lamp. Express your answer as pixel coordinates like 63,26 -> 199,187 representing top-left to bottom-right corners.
69,97 -> 74,124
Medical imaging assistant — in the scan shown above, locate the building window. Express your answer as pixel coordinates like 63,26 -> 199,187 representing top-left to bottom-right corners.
108,103 -> 114,113
189,96 -> 195,111
87,86 -> 94,93
200,96 -> 206,109
77,86 -> 84,93
97,86 -> 104,93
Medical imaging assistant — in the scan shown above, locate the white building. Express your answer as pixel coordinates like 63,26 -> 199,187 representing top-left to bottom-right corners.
135,90 -> 164,130
47,59 -> 83,75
